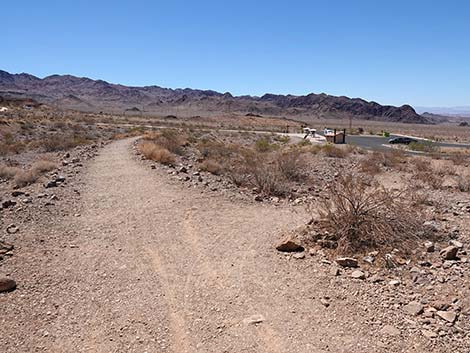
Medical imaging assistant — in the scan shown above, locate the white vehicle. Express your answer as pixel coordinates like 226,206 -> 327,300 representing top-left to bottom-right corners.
323,128 -> 334,135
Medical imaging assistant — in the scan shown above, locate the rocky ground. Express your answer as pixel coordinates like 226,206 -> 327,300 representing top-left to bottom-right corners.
1,134 -> 469,352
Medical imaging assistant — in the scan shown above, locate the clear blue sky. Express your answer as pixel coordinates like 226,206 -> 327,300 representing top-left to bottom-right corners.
3,0 -> 470,107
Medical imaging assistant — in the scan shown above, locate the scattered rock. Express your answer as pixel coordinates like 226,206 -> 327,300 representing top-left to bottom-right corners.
254,195 -> 263,202
330,267 -> 340,276
320,298 -> 330,307
381,325 -> 400,336
45,180 -> 57,188
351,270 -> 366,280
440,246 -> 458,260
11,191 -> 25,197
436,311 -> 457,323
243,314 -> 265,325
6,224 -> 19,234
276,238 -> 304,252
449,240 -> 463,249
389,279 -> 401,286
293,252 -> 305,259
403,301 -> 424,316
369,274 -> 384,283
0,277 -> 16,293
335,257 -> 358,268
422,329 -> 438,339
1,200 -> 16,209
424,241 -> 435,252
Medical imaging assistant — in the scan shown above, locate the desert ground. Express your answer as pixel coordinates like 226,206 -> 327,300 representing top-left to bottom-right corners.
1,105 -> 470,353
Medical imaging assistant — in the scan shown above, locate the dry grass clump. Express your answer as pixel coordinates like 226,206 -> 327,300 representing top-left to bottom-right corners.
199,159 -> 223,175
0,132 -> 26,156
139,141 -> 175,165
317,173 -> 424,254
0,165 -> 21,179
321,144 -> 347,158
13,159 -> 57,187
39,134 -> 91,152
409,158 -> 447,190
144,129 -> 188,155
360,150 -> 407,175
448,152 -> 469,166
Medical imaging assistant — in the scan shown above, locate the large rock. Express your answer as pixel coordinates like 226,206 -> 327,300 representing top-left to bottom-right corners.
0,277 -> 16,292
276,238 -> 304,252
335,257 -> 358,268
440,245 -> 458,260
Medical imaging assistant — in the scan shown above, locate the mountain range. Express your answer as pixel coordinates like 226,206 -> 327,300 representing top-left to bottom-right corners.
0,70 -> 429,124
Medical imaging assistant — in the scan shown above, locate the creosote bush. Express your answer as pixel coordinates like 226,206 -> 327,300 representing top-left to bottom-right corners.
317,173 -> 424,254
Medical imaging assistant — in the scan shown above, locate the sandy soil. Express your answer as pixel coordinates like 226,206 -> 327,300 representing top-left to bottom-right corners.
1,138 -> 466,353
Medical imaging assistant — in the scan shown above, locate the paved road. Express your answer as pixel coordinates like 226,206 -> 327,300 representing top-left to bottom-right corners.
310,131 -> 470,152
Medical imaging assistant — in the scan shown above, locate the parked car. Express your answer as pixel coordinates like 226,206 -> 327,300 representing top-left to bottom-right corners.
388,137 -> 417,145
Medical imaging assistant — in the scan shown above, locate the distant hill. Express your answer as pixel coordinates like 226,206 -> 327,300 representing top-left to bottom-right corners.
0,70 -> 430,124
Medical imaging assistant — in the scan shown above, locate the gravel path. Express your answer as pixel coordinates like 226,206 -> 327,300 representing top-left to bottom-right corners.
1,138 -> 457,352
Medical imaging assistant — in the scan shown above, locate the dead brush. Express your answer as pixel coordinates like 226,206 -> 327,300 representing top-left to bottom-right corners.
321,144 -> 347,158
13,159 -> 57,187
457,176 -> 470,192
199,159 -> 223,175
139,141 -> 175,165
145,129 -> 188,155
316,173 -> 424,255
276,149 -> 305,182
242,153 -> 288,196
0,165 -> 21,180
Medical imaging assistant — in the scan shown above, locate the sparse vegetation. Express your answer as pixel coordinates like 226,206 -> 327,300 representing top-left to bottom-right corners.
409,140 -> 439,153
139,141 -> 175,165
316,173 -> 425,254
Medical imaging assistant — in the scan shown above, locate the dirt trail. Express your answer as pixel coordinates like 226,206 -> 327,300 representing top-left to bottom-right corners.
2,138 -> 444,352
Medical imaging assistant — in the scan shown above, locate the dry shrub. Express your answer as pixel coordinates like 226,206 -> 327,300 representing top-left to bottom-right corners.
322,144 -> 347,158
254,137 -> 277,153
0,133 -> 26,155
317,173 -> 424,254
360,150 -> 407,175
359,153 -> 383,175
13,159 -> 57,187
139,141 -> 175,165
276,149 -> 305,182
247,157 -> 287,196
457,176 -> 470,192
449,153 -> 468,166
0,165 -> 21,179
413,157 -> 431,172
14,170 -> 39,187
145,129 -> 187,155
31,159 -> 56,174
40,134 -> 90,152
199,159 -> 223,175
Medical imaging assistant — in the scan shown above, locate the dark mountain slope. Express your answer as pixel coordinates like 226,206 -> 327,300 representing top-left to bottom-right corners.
0,70 -> 429,123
